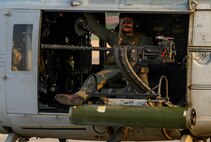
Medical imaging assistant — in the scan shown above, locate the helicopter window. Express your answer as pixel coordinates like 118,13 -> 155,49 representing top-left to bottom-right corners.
12,24 -> 33,71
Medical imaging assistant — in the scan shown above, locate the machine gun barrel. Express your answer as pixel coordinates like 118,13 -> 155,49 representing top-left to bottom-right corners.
71,105 -> 196,129
41,44 -> 113,51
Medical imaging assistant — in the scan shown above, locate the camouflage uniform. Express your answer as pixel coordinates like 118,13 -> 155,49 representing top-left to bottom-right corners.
55,13 -> 153,105
76,13 -> 153,100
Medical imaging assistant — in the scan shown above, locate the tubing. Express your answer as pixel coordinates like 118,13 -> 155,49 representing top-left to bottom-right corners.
70,105 -> 196,129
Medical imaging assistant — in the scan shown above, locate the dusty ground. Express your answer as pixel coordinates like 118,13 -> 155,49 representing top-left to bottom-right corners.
0,134 -> 95,142
0,134 -> 184,142
0,134 -> 56,142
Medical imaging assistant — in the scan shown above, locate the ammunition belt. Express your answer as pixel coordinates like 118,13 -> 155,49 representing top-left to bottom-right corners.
114,45 -> 151,93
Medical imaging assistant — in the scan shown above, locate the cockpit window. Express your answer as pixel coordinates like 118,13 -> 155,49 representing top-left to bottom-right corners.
11,24 -> 33,71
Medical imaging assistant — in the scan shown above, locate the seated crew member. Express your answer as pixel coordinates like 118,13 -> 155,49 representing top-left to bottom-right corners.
55,13 -> 153,106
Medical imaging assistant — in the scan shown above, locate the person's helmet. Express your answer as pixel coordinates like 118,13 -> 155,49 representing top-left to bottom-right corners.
119,13 -> 135,19
118,13 -> 139,31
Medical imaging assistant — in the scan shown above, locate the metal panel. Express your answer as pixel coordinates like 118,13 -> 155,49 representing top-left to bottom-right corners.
190,52 -> 211,86
0,11 -> 6,69
89,0 -> 118,3
188,9 -> 211,136
0,0 -> 190,12
196,0 -> 211,10
7,113 -> 93,140
192,11 -> 211,46
6,10 -> 40,114
0,10 -> 10,133
119,0 -> 189,12
190,90 -> 211,137
189,50 -> 211,137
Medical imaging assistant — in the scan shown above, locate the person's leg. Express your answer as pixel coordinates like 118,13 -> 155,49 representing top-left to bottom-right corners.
55,68 -> 121,105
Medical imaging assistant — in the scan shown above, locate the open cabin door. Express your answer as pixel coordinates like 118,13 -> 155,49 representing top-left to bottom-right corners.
6,10 -> 40,114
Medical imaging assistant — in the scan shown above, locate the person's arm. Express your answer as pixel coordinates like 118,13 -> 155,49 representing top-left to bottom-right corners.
84,13 -> 118,46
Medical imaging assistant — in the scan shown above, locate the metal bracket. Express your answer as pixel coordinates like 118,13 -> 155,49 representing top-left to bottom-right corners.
5,132 -> 20,142
189,0 -> 198,11
3,9 -> 10,16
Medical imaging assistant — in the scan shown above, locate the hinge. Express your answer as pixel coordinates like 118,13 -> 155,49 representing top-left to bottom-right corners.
3,9 -> 11,16
189,0 -> 198,11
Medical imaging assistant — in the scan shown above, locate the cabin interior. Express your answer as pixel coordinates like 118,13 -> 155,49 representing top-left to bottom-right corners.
37,11 -> 189,113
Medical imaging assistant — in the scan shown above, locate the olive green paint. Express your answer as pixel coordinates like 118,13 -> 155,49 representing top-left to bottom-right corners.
71,105 -> 190,129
